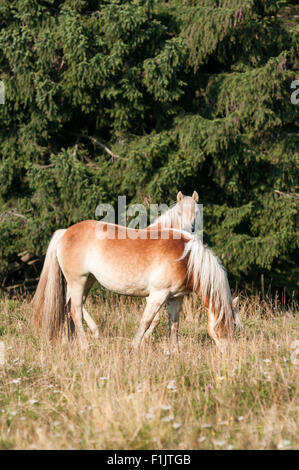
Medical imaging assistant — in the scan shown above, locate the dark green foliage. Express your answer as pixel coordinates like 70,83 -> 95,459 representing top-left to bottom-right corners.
0,0 -> 298,297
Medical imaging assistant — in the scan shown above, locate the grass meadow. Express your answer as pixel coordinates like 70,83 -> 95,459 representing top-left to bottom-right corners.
0,290 -> 298,450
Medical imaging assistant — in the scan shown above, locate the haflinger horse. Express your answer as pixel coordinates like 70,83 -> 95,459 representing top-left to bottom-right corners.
33,191 -> 200,343
32,191 -> 240,352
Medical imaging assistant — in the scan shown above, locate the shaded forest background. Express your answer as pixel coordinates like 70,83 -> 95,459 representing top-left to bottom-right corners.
0,0 -> 298,298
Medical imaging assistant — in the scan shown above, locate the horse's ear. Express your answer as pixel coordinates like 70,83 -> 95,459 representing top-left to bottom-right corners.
232,296 -> 239,308
177,191 -> 184,202
192,190 -> 199,202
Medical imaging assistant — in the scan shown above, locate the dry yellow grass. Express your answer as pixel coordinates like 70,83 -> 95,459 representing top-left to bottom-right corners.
0,291 -> 298,450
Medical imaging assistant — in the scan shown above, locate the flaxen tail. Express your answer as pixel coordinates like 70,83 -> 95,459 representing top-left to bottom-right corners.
32,229 -> 67,339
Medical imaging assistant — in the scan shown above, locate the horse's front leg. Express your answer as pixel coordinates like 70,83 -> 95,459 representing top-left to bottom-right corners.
167,297 -> 183,352
142,311 -> 161,342
131,290 -> 169,350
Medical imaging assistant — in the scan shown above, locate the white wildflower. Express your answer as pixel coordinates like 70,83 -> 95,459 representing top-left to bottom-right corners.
28,399 -> 39,405
167,380 -> 177,391
213,440 -> 226,447
9,378 -> 21,385
162,414 -> 174,423
173,422 -> 182,430
161,404 -> 172,411
277,440 -> 291,449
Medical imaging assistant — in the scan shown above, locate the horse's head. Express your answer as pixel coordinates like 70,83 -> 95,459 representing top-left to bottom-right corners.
176,190 -> 199,233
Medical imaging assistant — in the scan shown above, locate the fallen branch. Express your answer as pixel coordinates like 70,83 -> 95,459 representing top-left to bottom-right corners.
69,132 -> 120,161
274,189 -> 299,199
33,164 -> 54,169
6,277 -> 40,291
0,209 -> 27,221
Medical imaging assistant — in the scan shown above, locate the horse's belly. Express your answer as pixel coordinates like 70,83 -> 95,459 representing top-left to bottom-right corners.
88,258 -> 150,297
97,275 -> 149,297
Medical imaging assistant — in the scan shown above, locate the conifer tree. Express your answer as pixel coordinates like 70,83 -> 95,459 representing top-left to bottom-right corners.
0,0 -> 298,296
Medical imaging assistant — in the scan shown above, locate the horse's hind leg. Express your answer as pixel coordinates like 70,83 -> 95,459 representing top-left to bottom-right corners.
67,305 -> 98,341
82,275 -> 99,338
83,308 -> 99,338
68,278 -> 89,350
167,297 -> 183,352
66,286 -> 75,341
132,290 -> 169,350
68,276 -> 98,339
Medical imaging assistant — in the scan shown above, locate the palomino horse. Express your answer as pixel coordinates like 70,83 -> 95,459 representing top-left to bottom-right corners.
75,190 -> 200,339
33,191 -> 200,342
32,204 -> 240,352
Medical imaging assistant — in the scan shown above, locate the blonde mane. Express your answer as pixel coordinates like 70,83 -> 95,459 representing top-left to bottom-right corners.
150,203 -> 179,228
180,236 -> 234,331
